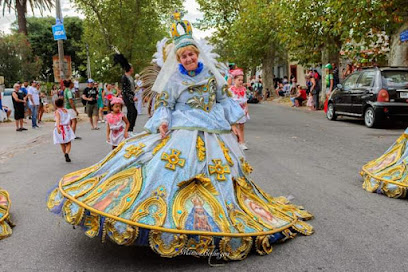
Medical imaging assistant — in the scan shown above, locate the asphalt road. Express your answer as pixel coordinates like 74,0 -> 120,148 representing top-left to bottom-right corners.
1,103 -> 407,272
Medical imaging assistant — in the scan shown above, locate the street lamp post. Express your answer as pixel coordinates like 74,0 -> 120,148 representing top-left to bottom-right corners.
56,0 -> 65,81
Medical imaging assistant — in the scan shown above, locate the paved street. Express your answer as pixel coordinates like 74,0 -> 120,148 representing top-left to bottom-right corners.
1,103 -> 408,272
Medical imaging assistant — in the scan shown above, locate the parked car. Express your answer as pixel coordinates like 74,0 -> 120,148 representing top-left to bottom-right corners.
326,67 -> 408,128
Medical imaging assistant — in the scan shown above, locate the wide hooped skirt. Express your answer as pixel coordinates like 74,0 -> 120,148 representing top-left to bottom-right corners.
47,129 -> 313,260
361,129 -> 408,199
0,188 -> 14,240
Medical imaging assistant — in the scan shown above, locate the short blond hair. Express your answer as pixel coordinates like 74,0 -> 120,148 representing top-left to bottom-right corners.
176,45 -> 200,62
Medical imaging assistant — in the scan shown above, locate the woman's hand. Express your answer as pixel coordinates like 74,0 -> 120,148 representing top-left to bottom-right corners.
159,122 -> 168,139
57,127 -> 62,134
124,131 -> 129,139
231,124 -> 239,136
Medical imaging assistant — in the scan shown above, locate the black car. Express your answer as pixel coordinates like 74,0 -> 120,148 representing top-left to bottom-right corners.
326,67 -> 408,128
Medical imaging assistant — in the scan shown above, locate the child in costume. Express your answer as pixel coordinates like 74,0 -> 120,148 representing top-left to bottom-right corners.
53,98 -> 76,162
105,97 -> 130,149
229,69 -> 250,150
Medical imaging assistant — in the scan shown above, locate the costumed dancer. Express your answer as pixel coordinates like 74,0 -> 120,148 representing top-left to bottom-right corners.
53,98 -> 76,162
114,54 -> 138,133
105,97 -> 130,150
0,188 -> 14,240
361,128 -> 408,198
230,69 -> 250,150
47,11 -> 313,261
134,74 -> 144,115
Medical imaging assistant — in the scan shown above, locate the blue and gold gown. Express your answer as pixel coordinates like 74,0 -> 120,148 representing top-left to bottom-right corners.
47,65 -> 313,260
362,128 -> 408,198
0,188 -> 13,240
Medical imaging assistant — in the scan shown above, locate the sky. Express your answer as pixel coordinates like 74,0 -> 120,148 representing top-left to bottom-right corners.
0,0 -> 213,38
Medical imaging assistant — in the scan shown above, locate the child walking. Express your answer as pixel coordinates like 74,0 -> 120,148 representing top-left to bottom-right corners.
53,98 -> 75,162
306,92 -> 314,110
105,97 -> 130,149
229,69 -> 250,150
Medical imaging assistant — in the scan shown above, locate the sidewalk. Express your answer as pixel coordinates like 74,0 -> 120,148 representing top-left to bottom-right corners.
0,106 -> 88,163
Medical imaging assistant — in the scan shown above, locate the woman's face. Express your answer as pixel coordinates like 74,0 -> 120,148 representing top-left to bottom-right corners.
179,49 -> 198,71
234,76 -> 244,87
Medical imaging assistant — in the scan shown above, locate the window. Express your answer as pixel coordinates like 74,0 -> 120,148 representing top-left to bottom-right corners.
343,73 -> 360,91
382,70 -> 408,88
357,71 -> 376,88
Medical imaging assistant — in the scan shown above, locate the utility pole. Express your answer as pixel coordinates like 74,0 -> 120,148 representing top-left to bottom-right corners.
56,0 -> 65,81
86,43 -> 91,79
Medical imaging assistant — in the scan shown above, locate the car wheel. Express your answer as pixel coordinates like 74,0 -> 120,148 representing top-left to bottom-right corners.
364,107 -> 379,128
326,103 -> 337,121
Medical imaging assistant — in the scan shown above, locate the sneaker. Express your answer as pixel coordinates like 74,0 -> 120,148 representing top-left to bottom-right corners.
101,120 -> 105,123
240,143 -> 249,150
16,128 -> 22,132
35,125 -> 41,128
98,120 -> 102,123
75,136 -> 82,140
65,153 -> 71,162
20,127 -> 28,131
32,126 -> 38,129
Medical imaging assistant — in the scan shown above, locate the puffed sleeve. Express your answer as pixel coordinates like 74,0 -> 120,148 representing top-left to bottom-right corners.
216,84 -> 245,124
144,87 -> 176,133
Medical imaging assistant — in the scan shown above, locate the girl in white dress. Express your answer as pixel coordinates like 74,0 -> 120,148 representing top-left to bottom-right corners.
105,97 -> 130,149
229,69 -> 250,150
53,98 -> 76,162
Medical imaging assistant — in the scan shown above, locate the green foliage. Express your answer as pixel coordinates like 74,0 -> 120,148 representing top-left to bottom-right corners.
0,32 -> 42,86
12,16 -> 87,81
198,0 -> 408,68
72,0 -> 182,83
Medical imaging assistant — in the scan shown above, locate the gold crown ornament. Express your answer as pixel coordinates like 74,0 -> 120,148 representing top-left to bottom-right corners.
170,10 -> 195,50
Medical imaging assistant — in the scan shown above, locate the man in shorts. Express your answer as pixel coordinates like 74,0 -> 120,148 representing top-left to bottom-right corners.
82,78 -> 99,130
63,80 -> 81,139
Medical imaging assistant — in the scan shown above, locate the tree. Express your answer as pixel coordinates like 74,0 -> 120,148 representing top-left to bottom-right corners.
72,0 -> 182,83
197,0 -> 285,91
0,32 -> 42,86
0,0 -> 53,35
14,16 -> 87,80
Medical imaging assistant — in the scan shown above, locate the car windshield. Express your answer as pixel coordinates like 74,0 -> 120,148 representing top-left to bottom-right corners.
382,70 -> 408,88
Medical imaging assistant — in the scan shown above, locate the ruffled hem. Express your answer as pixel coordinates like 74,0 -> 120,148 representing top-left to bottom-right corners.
48,185 -> 313,260
360,131 -> 408,199
0,189 -> 14,240
361,169 -> 408,198
47,131 -> 313,260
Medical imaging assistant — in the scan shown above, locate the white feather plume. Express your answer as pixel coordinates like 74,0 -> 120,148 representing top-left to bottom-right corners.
196,38 -> 220,66
152,38 -> 169,68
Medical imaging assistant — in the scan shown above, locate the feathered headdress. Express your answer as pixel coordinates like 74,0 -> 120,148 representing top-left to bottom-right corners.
112,46 -> 132,72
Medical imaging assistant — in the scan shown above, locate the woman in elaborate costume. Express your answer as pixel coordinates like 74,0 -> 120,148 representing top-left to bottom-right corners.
47,12 -> 313,260
0,188 -> 14,240
361,129 -> 408,198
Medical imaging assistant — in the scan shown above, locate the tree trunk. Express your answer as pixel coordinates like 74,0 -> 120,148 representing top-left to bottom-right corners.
389,22 -> 408,66
262,45 -> 275,97
16,0 -> 27,35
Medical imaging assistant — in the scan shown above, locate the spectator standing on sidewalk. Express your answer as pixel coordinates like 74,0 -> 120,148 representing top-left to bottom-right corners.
97,82 -> 106,123
27,80 -> 40,129
325,64 -> 334,98
82,79 -> 99,130
310,70 -> 320,110
11,83 -> 27,131
64,80 -> 81,139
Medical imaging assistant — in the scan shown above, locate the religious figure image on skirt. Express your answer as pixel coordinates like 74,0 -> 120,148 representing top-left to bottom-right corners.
46,11 -> 314,261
